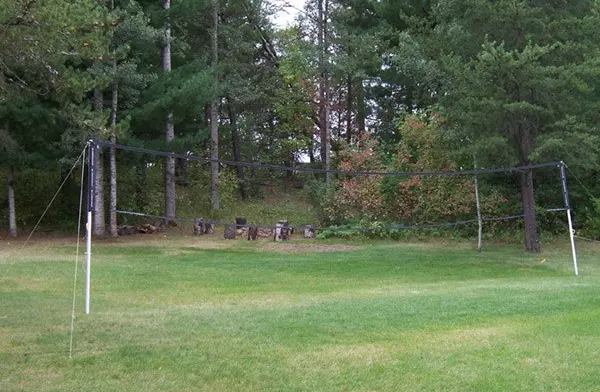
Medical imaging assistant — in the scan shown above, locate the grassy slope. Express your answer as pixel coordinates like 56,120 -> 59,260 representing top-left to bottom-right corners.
1,237 -> 599,391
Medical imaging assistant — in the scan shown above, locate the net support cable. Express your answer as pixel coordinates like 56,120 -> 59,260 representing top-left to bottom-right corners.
69,145 -> 87,358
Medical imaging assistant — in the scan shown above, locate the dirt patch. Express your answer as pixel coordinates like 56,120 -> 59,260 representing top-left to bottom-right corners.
262,243 -> 362,253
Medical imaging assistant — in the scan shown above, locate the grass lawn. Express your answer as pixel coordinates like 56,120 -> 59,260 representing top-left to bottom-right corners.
1,235 -> 599,391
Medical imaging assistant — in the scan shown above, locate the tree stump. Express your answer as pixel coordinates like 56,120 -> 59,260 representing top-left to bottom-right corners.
281,220 -> 290,240
235,217 -> 247,229
248,226 -> 258,240
303,225 -> 315,238
204,222 -> 215,234
193,218 -> 204,235
274,220 -> 290,242
224,224 -> 236,239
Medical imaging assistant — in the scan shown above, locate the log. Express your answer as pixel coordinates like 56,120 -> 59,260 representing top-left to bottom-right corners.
117,224 -> 157,236
139,224 -> 157,234
224,224 -> 236,240
117,225 -> 137,236
258,228 -> 272,237
248,226 -> 258,240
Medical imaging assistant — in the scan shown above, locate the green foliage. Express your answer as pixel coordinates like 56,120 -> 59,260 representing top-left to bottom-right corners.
582,198 -> 600,239
303,175 -> 333,223
3,0 -> 600,241
0,166 -> 83,231
321,114 -> 481,226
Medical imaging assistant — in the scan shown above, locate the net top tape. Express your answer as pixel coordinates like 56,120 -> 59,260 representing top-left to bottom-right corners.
92,140 -> 563,178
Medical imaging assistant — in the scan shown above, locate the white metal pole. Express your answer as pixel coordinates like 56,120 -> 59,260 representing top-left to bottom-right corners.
559,162 -> 579,276
566,209 -> 578,276
85,210 -> 92,314
85,141 -> 95,314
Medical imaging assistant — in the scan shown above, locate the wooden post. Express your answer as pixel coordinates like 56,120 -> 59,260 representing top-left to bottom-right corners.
474,175 -> 483,252
473,157 -> 483,252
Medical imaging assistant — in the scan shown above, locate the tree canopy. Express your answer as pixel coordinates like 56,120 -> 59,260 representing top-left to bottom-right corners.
2,0 -> 600,249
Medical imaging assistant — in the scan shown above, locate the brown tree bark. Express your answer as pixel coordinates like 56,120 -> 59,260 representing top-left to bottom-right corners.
7,165 -> 17,237
210,0 -> 220,210
357,80 -> 366,135
318,0 -> 331,185
93,88 -> 106,236
108,1 -> 118,237
346,74 -> 353,144
109,80 -> 118,236
228,101 -> 247,200
163,0 -> 176,222
517,124 -> 539,252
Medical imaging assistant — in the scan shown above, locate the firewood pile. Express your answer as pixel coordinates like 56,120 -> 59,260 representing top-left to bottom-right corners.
189,216 -> 315,241
117,223 -> 158,235
193,218 -> 215,235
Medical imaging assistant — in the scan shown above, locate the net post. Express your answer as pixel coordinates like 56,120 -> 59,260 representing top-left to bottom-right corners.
474,175 -> 483,252
473,158 -> 483,252
85,140 -> 95,314
559,161 -> 579,276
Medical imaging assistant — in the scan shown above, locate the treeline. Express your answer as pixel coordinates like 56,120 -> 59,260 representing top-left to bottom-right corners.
2,0 -> 600,250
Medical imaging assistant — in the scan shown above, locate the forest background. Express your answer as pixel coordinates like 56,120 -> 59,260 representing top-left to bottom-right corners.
2,0 -> 600,251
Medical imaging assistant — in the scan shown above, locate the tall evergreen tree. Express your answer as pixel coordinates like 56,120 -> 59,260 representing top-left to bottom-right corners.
1,0 -> 111,235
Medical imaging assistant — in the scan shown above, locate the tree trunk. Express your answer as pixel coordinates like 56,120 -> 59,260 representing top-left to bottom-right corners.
93,88 -> 105,236
163,0 -> 176,222
318,0 -> 331,185
357,80 -> 366,135
210,0 -> 220,210
517,125 -> 539,252
318,0 -> 325,163
108,2 -> 118,237
346,74 -> 353,144
108,56 -> 118,236
521,169 -> 538,252
109,133 -> 117,236
7,165 -> 17,237
323,0 -> 331,185
228,101 -> 247,200
176,158 -> 189,186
